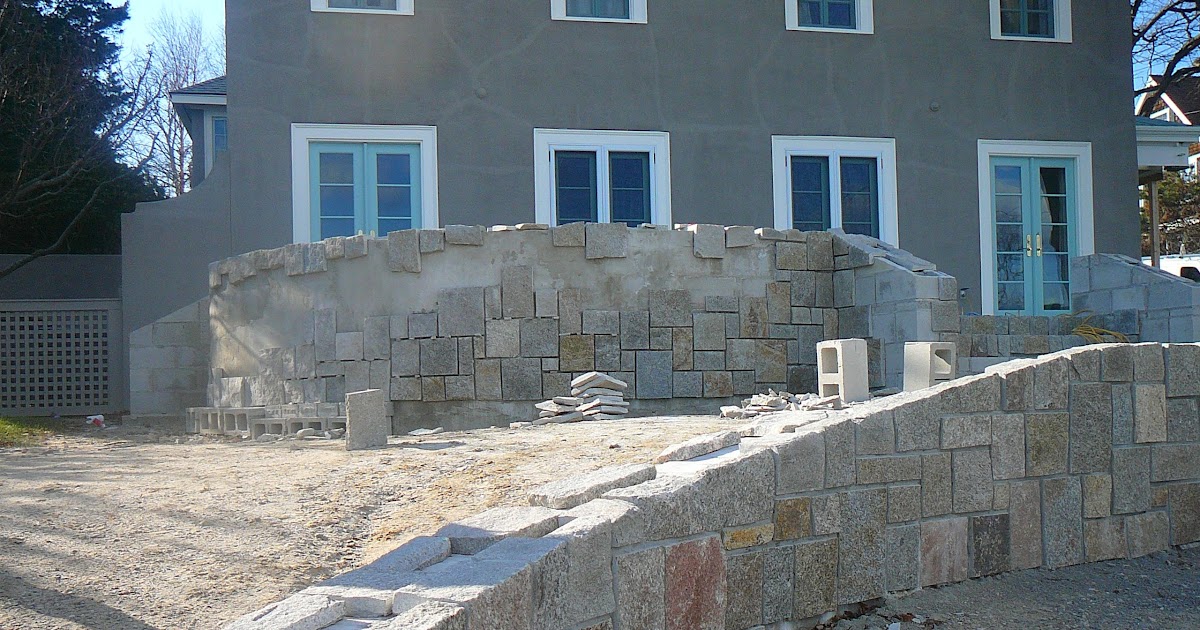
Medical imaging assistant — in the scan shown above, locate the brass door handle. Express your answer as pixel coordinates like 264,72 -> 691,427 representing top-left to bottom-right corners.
1036,234 -> 1043,257
1026,235 -> 1033,257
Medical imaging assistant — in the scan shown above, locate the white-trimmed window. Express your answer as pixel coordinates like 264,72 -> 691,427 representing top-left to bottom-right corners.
291,124 -> 438,243
771,136 -> 898,245
551,0 -> 648,24
786,0 -> 874,35
202,112 -> 228,176
989,0 -> 1072,43
311,0 -> 414,15
534,129 -> 671,227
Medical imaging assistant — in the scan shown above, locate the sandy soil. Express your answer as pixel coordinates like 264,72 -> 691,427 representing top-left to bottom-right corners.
0,416 -> 737,630
4,417 -> 1199,630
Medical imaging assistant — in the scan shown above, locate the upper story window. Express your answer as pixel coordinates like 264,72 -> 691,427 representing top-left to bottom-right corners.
786,0 -> 874,35
551,0 -> 648,24
534,129 -> 671,227
311,0 -> 414,15
990,0 -> 1072,43
212,117 -> 228,154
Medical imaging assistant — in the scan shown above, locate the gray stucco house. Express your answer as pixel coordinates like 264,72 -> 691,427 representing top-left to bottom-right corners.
122,0 -> 1184,418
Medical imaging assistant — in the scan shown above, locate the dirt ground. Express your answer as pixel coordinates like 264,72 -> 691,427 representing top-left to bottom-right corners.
2,417 -> 1199,630
0,416 -> 738,629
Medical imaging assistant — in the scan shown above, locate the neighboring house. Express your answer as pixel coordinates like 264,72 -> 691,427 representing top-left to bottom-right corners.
1141,74 -> 1200,169
168,75 -> 228,188
123,0 -> 1153,414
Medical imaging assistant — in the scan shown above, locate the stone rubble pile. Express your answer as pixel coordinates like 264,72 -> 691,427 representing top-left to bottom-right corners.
534,371 -> 630,424
719,390 -> 845,419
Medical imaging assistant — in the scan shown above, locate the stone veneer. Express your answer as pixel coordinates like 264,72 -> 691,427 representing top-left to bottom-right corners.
226,343 -> 1200,630
196,224 -> 957,431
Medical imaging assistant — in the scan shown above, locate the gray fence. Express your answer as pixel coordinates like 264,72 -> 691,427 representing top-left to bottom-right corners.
0,299 -> 125,417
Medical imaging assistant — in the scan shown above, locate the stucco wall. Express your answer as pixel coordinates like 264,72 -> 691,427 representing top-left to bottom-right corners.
199,225 -> 957,429
226,342 -> 1200,630
223,0 -> 1138,313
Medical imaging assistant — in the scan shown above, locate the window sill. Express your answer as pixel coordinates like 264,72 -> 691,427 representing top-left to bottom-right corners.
786,25 -> 874,35
551,16 -> 647,24
991,34 -> 1071,44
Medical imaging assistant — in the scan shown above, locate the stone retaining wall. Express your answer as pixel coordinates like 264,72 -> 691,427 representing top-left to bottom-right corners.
227,343 -> 1200,630
1074,253 -> 1200,342
128,299 -> 210,420
201,225 -> 957,430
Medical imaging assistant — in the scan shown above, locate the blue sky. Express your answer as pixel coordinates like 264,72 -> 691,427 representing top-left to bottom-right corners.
116,0 -> 225,57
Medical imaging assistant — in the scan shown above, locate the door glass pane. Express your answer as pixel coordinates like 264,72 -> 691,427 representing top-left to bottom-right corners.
998,283 -> 1025,312
377,154 -> 412,185
994,165 -> 1023,194
320,187 -> 354,218
610,151 -> 651,226
791,156 -> 830,232
1041,196 -> 1068,225
997,254 -> 1025,282
555,151 -> 598,224
1043,283 -> 1070,311
1040,167 -> 1066,195
1044,223 -> 1069,254
1043,254 -> 1069,282
996,224 -> 1024,253
377,187 -> 412,220
996,196 -> 1022,223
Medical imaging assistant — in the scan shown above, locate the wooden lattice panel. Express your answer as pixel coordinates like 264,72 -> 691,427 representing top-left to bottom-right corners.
0,309 -> 111,413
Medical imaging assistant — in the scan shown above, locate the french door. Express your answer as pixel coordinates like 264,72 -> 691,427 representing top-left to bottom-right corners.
991,157 -> 1076,315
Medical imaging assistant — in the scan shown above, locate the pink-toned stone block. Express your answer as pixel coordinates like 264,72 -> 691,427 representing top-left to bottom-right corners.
665,535 -> 726,630
920,518 -> 968,587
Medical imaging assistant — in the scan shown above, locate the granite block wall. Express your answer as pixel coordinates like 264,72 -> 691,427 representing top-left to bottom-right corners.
195,225 -> 957,430
226,343 -> 1200,630
127,298 -> 210,419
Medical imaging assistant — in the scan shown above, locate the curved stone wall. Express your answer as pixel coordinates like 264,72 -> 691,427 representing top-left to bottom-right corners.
202,224 -> 958,430
227,343 -> 1200,630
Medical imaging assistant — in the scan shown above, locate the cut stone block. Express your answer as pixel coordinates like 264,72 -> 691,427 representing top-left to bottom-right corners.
772,429 -> 826,494
1167,397 -> 1200,442
500,357 -> 542,401
379,601 -> 465,630
551,222 -> 586,247
922,452 -> 952,517
1126,511 -> 1169,558
775,497 -> 813,540
904,342 -> 957,391
529,463 -> 656,509
886,524 -> 920,593
1151,443 -> 1200,482
941,414 -> 991,449
725,225 -> 757,248
418,229 -> 445,254
724,551 -> 763,629
1082,474 -> 1113,519
520,318 -> 559,358
434,506 -> 562,555
1169,483 -> 1200,545
649,289 -> 693,327
1166,344 -> 1200,398
585,222 -> 628,259
1042,476 -> 1083,568
1133,383 -> 1168,443
655,430 -> 741,464
537,517 -> 617,629
1084,518 -> 1126,563
856,455 -> 922,485
225,594 -> 345,630
501,266 -> 535,319
887,484 -> 922,524
1026,412 -> 1069,477
665,536 -> 726,630
484,319 -> 520,358
636,350 -> 674,399
437,287 -> 485,338
387,230 -> 421,273
408,312 -> 438,339
1009,480 -> 1043,570
620,311 -> 650,350
816,339 -> 869,403
837,488 -> 887,604
971,514 -> 1010,577
420,338 -> 458,376
722,523 -> 773,550
444,224 -> 484,246
615,547 -> 665,630
775,241 -> 808,270
991,413 -> 1026,480
920,517 -> 968,587
793,538 -> 838,619
856,411 -> 895,456
560,336 -> 596,372
951,449 -> 993,512
336,332 -> 364,362
345,389 -> 388,451
689,224 -> 726,259
1112,447 -> 1151,514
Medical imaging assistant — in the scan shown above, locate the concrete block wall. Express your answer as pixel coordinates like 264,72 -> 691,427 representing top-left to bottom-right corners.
1074,254 -> 1200,343
128,298 -> 210,418
948,315 -> 1089,375
226,343 -> 1200,630
197,226 -> 956,431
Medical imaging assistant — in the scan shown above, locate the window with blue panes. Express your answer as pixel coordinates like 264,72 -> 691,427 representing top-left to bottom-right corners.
212,116 -> 228,154
567,0 -> 630,19
553,149 -> 652,226
788,155 -> 879,238
327,0 -> 398,10
999,0 -> 1054,38
310,142 -> 421,240
799,0 -> 856,29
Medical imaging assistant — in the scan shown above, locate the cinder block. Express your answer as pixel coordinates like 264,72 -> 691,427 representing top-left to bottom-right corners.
903,342 -> 957,391
816,339 -> 870,402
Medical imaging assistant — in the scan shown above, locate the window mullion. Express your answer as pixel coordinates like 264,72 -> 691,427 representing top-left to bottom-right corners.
358,145 -> 371,236
598,147 -> 612,224
829,151 -> 843,231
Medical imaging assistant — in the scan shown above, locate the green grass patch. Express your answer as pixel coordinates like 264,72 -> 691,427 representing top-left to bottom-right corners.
0,416 -> 76,447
